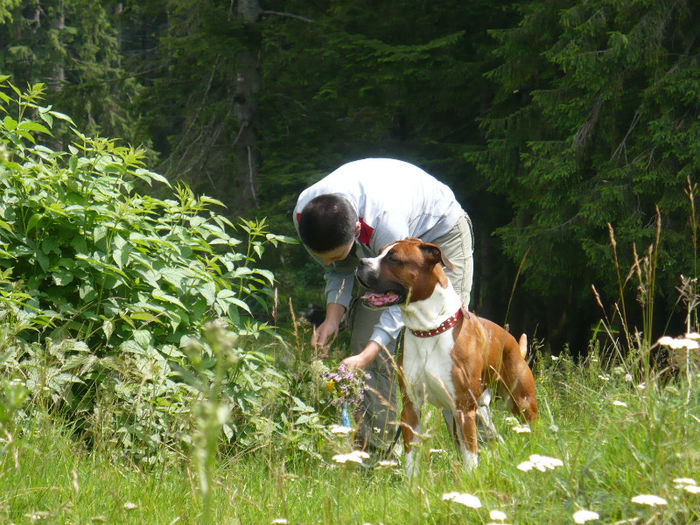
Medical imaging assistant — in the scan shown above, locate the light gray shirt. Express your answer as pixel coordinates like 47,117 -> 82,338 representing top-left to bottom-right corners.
294,158 -> 465,348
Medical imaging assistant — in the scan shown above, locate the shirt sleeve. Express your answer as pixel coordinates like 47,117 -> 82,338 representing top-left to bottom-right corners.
323,269 -> 355,308
369,305 -> 404,348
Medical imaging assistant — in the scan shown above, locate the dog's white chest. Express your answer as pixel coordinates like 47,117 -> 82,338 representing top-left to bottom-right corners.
403,331 -> 457,410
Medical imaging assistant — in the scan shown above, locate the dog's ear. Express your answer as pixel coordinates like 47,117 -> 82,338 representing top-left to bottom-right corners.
419,242 -> 454,271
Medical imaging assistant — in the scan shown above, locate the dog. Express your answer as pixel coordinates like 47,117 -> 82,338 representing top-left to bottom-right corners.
356,238 -> 538,473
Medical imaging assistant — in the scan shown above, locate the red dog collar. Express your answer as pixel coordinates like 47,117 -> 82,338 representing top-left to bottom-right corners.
409,305 -> 469,338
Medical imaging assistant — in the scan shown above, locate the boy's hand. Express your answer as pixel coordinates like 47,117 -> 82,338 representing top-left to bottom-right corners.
312,320 -> 339,357
341,341 -> 381,370
311,303 -> 346,357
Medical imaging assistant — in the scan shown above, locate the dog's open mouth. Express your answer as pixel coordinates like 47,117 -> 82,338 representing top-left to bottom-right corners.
360,291 -> 404,308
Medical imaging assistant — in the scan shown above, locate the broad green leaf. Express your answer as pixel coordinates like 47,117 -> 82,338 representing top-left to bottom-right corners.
79,283 -> 97,301
48,110 -> 76,126
216,288 -> 235,299
75,253 -> 128,279
39,111 -> 54,128
52,269 -> 74,286
218,296 -> 251,314
151,290 -> 187,310
159,268 -> 185,289
199,282 -> 217,304
3,115 -> 17,131
112,248 -> 124,269
129,311 -> 165,325
17,129 -> 36,143
18,120 -> 52,135
36,249 -> 49,271
133,168 -> 171,187
255,269 -> 275,285
26,213 -> 42,233
102,319 -> 114,341
133,329 -> 152,349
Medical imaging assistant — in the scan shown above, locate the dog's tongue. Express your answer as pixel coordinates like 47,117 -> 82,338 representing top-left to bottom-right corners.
361,292 -> 399,307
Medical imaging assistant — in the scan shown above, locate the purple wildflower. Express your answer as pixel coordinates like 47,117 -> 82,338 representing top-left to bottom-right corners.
322,364 -> 370,407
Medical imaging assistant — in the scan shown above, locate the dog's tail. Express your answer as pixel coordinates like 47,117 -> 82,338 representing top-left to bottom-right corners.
518,333 -> 528,359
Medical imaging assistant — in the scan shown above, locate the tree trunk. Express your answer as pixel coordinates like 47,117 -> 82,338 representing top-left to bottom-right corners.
49,0 -> 66,92
232,0 -> 261,208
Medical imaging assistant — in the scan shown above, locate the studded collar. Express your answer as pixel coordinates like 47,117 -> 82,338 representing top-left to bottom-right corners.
409,304 -> 469,338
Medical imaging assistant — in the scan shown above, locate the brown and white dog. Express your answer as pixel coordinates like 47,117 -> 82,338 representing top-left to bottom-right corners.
357,238 -> 538,473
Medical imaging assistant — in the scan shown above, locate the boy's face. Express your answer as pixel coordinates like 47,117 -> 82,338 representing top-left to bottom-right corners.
310,221 -> 362,266
311,241 -> 355,266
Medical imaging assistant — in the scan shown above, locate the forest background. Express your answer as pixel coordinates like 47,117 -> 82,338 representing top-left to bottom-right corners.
1,0 -> 698,352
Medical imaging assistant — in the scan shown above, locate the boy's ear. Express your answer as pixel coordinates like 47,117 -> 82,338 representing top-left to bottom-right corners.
419,242 -> 454,271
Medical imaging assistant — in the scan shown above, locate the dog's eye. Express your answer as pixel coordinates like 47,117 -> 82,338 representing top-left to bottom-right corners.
386,253 -> 403,265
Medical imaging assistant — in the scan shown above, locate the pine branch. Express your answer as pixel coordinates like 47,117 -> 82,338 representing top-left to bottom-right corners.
260,10 -> 313,23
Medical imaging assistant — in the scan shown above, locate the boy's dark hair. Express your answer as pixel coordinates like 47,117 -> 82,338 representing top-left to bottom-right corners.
298,194 -> 357,253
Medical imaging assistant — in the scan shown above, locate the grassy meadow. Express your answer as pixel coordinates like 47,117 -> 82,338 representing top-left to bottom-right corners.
1,79 -> 698,524
2,345 -> 698,525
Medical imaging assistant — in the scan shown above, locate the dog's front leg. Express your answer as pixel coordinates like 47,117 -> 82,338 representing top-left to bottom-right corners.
400,392 -> 422,479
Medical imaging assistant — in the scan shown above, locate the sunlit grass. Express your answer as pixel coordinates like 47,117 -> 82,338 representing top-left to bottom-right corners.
2,350 -> 698,524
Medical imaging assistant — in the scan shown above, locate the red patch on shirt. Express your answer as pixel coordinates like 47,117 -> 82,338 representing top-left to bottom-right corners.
358,218 -> 374,246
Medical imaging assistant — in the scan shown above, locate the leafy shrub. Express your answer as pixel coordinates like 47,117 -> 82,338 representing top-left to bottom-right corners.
0,78 -> 279,350
0,77 -> 302,462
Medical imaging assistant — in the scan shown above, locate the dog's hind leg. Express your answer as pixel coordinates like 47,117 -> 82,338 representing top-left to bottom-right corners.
498,348 -> 538,422
454,407 -> 478,471
475,388 -> 503,444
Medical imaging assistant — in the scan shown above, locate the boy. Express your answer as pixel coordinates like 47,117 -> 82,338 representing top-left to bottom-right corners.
294,158 -> 493,453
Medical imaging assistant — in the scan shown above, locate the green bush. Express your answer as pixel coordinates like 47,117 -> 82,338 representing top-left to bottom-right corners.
0,77 -> 303,463
0,78 -> 279,349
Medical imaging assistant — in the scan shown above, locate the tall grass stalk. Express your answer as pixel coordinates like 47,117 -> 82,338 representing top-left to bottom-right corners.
192,319 -> 239,524
600,208 -> 663,381
682,176 -> 698,333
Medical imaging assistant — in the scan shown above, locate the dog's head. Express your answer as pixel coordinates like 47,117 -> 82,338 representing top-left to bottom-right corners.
356,238 -> 454,308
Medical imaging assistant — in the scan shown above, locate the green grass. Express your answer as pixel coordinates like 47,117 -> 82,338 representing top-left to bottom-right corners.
2,353 -> 698,524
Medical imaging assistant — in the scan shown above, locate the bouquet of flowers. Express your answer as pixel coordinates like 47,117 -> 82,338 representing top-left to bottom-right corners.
322,363 -> 370,408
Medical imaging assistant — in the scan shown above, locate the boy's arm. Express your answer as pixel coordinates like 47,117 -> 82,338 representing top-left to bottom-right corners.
341,306 -> 403,369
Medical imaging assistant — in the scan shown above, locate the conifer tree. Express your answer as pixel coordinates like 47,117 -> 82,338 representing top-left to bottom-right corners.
474,0 -> 699,346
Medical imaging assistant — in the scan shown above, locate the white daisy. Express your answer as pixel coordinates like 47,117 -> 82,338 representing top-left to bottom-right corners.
329,424 -> 353,435
517,454 -> 564,472
332,450 -> 370,464
573,509 -> 599,523
489,509 -> 507,521
441,492 -> 482,508
631,494 -> 667,506
673,477 -> 696,486
658,335 -> 700,350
